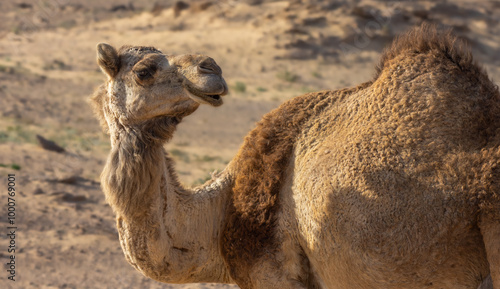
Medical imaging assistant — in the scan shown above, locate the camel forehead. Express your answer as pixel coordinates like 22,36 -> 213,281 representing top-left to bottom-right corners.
119,45 -> 163,57
117,45 -> 164,68
117,46 -> 205,69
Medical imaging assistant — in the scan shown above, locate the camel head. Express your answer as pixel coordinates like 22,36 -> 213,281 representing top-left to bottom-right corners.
93,43 -> 228,129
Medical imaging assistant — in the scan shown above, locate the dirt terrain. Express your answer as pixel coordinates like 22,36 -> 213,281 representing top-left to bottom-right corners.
0,0 -> 499,288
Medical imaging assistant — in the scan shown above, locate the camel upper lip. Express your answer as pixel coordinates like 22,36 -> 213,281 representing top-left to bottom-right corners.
184,83 -> 226,107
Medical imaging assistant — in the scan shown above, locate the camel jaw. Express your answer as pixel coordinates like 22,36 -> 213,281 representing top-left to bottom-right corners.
184,83 -> 224,107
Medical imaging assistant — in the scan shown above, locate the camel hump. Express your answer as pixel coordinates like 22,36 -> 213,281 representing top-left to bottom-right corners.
375,23 -> 474,79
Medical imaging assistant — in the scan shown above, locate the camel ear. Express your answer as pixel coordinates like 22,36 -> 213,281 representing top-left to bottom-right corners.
96,43 -> 120,79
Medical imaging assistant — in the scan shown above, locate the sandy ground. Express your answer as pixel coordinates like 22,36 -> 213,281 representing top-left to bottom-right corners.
0,0 -> 499,288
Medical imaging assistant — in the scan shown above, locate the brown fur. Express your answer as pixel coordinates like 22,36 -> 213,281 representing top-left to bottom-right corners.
89,84 -> 109,133
375,24 -> 499,142
377,23 -> 471,78
221,23 -> 500,287
221,82 -> 371,284
398,25 -> 500,221
374,24 -> 500,218
101,116 -> 180,220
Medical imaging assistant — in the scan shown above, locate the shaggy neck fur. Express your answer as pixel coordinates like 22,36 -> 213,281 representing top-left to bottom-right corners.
100,98 -> 233,284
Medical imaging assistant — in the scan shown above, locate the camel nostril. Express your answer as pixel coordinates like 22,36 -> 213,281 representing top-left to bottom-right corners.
198,65 -> 215,74
198,58 -> 222,75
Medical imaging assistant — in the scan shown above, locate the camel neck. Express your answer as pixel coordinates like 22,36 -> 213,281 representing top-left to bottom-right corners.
102,117 -> 234,284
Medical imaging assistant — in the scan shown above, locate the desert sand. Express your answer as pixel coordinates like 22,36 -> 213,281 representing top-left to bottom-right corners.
1,0 -> 499,288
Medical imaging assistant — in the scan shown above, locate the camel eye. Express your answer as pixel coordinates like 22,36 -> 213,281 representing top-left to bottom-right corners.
133,59 -> 158,84
135,69 -> 153,80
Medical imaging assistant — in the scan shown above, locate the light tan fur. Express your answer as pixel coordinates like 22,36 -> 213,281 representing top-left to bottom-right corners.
91,24 -> 499,289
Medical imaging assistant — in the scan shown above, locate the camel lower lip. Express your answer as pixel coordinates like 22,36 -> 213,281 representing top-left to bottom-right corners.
197,94 -> 223,106
185,84 -> 224,107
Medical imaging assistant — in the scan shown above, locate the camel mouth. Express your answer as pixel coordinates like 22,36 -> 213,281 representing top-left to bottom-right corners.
184,83 -> 225,107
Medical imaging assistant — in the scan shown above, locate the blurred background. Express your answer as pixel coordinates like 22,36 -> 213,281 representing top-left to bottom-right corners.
0,0 -> 499,288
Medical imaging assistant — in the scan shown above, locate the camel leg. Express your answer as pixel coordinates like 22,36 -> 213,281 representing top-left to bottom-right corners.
479,217 -> 500,289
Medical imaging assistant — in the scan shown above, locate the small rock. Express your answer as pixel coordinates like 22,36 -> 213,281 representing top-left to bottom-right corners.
173,1 -> 189,17
17,3 -> 33,9
36,135 -> 65,153
61,193 -> 87,203
285,26 -> 309,35
33,188 -> 45,195
412,10 -> 429,20
302,16 -> 326,26
52,192 -> 87,203
351,5 -> 378,20
57,175 -> 80,184
110,3 -> 134,12
284,39 -> 315,50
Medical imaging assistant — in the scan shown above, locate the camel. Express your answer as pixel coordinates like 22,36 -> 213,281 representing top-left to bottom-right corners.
90,24 -> 500,289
